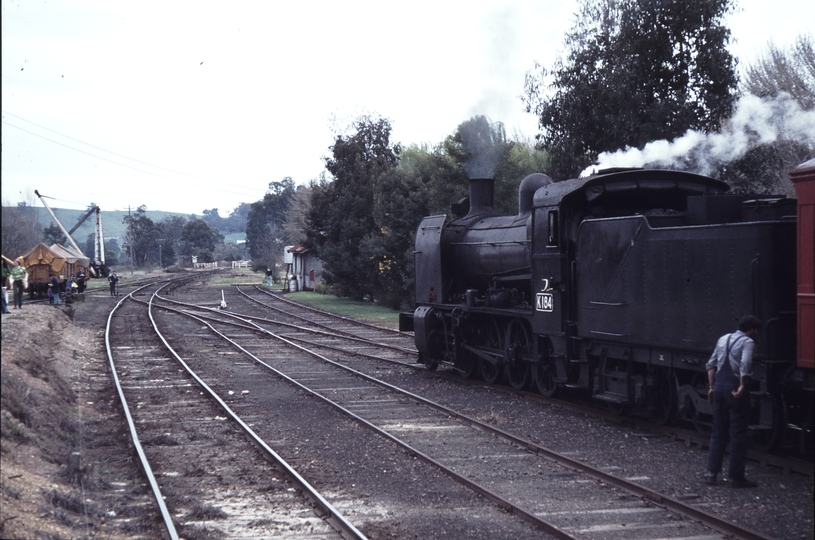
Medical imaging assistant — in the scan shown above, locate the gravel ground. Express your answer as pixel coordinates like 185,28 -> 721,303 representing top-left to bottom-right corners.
2,279 -> 812,539
370,366 -> 815,539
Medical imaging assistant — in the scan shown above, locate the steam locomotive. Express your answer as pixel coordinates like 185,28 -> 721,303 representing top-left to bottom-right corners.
401,167 -> 813,454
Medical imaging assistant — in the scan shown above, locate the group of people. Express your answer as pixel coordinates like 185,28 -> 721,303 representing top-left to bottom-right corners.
1,259 -> 121,313
45,270 -> 88,305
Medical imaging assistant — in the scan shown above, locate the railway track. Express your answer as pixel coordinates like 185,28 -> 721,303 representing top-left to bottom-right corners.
96,274 -> 812,538
235,285 -> 815,478
140,283 -> 793,539
105,277 -> 362,539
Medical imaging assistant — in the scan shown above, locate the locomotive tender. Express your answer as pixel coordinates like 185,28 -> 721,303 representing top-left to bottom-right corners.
402,168 -> 811,452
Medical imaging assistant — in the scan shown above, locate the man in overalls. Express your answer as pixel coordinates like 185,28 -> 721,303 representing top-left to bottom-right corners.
704,315 -> 761,488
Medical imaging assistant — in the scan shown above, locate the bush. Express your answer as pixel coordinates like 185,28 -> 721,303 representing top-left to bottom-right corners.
314,283 -> 328,295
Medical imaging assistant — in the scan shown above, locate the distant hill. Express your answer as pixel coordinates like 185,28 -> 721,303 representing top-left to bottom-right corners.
26,207 -> 201,242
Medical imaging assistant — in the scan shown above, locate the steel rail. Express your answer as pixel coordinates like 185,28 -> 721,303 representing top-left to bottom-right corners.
155,299 -> 578,539
145,288 -> 367,540
180,307 -> 416,363
249,284 -> 813,476
163,290 -> 416,356
159,294 -> 773,540
142,300 -> 422,376
249,285 -> 408,336
105,284 -> 180,540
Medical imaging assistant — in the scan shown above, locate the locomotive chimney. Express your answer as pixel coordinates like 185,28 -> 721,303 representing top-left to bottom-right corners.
466,177 -> 495,217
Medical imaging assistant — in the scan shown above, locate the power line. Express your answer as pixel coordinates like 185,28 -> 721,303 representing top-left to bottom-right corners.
3,121 -> 166,178
1,111 -> 271,198
3,109 -> 196,178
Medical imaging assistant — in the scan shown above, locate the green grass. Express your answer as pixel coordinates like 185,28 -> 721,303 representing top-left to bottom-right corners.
287,291 -> 402,328
205,268 -> 264,288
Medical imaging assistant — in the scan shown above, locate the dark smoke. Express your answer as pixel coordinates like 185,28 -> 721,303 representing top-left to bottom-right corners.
458,115 -> 506,178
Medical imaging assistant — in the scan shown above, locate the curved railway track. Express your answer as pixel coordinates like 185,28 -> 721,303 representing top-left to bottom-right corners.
239,285 -> 815,478
99,274 -> 812,539
105,276 -> 362,539
138,283 -> 790,539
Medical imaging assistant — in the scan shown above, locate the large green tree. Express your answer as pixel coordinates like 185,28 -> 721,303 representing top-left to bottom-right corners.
245,178 -> 295,270
306,116 -> 400,301
366,144 -> 464,309
157,215 -> 187,266
42,224 -> 63,246
180,219 -> 223,263
524,0 -> 738,179
122,206 -> 160,267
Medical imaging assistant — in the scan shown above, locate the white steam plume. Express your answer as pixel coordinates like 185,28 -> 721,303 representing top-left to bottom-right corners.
580,93 -> 815,177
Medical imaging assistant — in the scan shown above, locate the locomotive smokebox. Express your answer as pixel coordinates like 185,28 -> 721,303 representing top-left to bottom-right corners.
466,178 -> 495,217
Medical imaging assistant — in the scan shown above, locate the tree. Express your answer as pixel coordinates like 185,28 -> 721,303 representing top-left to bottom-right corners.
225,203 -> 251,234
42,224 -> 63,246
122,206 -> 160,267
306,116 -> 400,301
158,215 -> 187,266
524,0 -> 738,179
201,208 -> 225,230
245,178 -> 296,270
105,238 -> 121,266
180,219 -> 224,261
367,144 -> 460,309
1,202 -> 41,259
283,183 -> 315,247
742,34 -> 815,111
714,35 -> 815,195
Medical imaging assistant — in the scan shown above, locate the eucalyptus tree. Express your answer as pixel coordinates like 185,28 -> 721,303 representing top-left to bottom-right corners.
524,0 -> 738,179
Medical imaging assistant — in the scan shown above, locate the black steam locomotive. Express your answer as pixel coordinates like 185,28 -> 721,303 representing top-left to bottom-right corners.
401,168 -> 805,452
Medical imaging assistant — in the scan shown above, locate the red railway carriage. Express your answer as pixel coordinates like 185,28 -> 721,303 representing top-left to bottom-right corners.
791,159 -> 815,374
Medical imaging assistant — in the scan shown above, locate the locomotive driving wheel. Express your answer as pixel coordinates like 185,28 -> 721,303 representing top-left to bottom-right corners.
477,318 -> 504,384
480,359 -> 502,384
533,343 -> 558,398
504,319 -> 532,390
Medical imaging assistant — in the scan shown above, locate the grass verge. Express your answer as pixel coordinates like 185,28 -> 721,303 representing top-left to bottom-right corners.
287,292 -> 402,327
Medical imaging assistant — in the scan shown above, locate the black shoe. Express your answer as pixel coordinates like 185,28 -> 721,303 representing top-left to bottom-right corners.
704,472 -> 717,485
731,478 -> 758,488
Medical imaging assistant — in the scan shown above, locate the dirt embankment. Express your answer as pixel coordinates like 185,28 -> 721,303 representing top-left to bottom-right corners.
1,304 -> 159,539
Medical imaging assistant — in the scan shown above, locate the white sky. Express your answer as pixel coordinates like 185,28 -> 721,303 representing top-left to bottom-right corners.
2,0 -> 813,215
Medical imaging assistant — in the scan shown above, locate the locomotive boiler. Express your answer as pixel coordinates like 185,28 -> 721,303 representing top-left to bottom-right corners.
403,168 -> 810,453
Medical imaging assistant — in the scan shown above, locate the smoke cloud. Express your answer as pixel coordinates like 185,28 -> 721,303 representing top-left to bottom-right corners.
459,116 -> 505,179
580,93 -> 815,177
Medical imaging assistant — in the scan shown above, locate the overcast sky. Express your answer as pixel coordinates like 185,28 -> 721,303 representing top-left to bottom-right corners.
2,0 -> 813,215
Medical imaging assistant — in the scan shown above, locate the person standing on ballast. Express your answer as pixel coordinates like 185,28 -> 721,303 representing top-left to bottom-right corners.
704,315 -> 761,488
